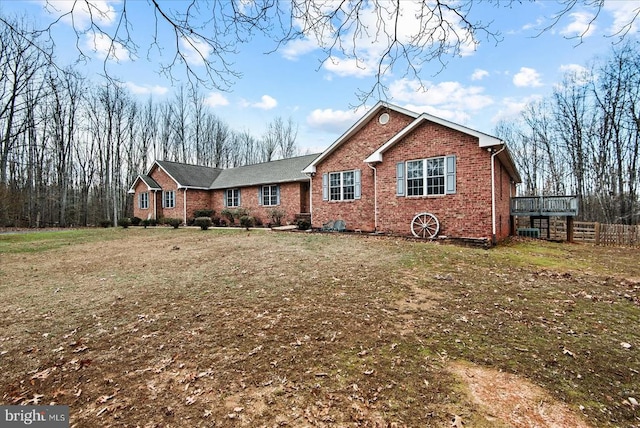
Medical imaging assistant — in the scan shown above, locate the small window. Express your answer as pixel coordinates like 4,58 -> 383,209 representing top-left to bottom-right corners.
225,189 -> 240,207
139,192 -> 149,209
163,190 -> 175,208
379,112 -> 390,125
262,185 -> 279,206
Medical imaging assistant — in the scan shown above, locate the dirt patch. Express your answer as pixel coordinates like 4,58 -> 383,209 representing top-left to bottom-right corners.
449,361 -> 591,427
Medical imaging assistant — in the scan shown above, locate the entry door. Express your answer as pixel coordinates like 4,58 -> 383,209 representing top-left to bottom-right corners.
300,182 -> 310,214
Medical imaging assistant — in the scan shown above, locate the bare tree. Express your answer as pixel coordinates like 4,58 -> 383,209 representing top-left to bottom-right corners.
47,68 -> 84,226
500,42 -> 640,224
2,1 -> 636,100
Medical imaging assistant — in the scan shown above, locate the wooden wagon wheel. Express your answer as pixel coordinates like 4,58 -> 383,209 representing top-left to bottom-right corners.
411,212 -> 440,239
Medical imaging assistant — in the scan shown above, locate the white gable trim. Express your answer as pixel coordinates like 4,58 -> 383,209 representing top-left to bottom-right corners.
127,175 -> 161,194
302,101 -> 419,174
364,113 -> 503,164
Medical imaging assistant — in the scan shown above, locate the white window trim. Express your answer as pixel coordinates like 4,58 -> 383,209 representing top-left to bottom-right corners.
225,189 -> 240,207
261,185 -> 279,206
406,156 -> 447,197
329,170 -> 356,201
139,192 -> 149,209
163,190 -> 176,208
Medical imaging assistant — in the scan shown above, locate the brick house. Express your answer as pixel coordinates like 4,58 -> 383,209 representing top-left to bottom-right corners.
128,102 -> 520,243
128,154 -> 317,226
303,102 -> 521,243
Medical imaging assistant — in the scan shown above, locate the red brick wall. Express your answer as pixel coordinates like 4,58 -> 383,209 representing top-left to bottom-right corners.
211,182 -> 303,225
311,109 -> 415,231
311,113 -> 515,240
376,120 -> 495,239
495,159 -> 517,241
146,166 -> 182,221
131,180 -> 159,220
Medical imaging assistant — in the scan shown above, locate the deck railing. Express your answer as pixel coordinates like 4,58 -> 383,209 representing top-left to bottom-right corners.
511,196 -> 579,217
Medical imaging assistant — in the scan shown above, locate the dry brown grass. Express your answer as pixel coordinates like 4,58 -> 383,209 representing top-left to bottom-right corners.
0,228 -> 638,427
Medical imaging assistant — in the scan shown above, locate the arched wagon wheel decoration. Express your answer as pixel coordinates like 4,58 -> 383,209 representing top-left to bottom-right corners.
411,212 -> 440,239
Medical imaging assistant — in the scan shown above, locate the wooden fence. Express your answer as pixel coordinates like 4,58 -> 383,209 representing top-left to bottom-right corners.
515,217 -> 640,247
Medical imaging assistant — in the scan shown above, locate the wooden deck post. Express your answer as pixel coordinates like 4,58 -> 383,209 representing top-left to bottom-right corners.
567,216 -> 574,242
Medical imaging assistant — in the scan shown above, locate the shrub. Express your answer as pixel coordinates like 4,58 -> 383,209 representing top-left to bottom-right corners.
100,219 -> 113,228
193,209 -> 214,218
166,218 -> 181,229
239,215 -> 254,230
141,219 -> 150,228
131,216 -> 142,226
297,218 -> 311,231
221,208 -> 250,226
220,208 -> 236,225
269,209 -> 285,227
117,218 -> 131,228
194,216 -> 212,230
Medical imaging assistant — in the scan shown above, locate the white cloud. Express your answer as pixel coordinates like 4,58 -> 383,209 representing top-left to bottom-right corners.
491,95 -> 543,124
389,78 -> 493,113
306,108 -> 366,134
557,64 -> 591,87
85,32 -> 129,61
241,95 -> 278,110
471,69 -> 489,81
559,64 -> 588,75
124,82 -> 168,96
43,0 -> 118,30
513,67 -> 543,87
204,92 -> 229,108
559,12 -> 596,38
323,56 -> 375,78
603,1 -> 640,36
281,38 -> 319,60
285,1 -> 478,78
179,35 -> 213,66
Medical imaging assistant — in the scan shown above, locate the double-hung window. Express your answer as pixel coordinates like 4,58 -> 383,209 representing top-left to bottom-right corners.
225,189 -> 240,207
163,190 -> 175,208
139,192 -> 149,209
322,170 -> 361,201
398,155 -> 456,197
261,185 -> 279,206
330,171 -> 354,201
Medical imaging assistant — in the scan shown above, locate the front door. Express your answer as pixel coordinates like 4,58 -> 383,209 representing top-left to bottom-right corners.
300,182 -> 310,214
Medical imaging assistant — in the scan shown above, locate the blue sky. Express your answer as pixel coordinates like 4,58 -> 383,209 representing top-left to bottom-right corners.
2,0 -> 639,154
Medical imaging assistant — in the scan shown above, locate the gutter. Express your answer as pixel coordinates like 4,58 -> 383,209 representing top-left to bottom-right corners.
491,145 -> 507,244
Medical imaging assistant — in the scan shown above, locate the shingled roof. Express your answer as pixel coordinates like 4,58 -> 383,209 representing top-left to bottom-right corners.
154,160 -> 223,189
127,174 -> 162,194
209,153 -> 318,189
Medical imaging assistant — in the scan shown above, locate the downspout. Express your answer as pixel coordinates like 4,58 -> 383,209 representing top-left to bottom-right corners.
367,163 -> 378,231
491,145 -> 507,244
308,174 -> 313,226
153,190 -> 158,220
183,188 -> 187,225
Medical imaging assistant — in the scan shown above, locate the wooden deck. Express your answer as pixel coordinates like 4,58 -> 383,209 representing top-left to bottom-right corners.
511,196 -> 579,217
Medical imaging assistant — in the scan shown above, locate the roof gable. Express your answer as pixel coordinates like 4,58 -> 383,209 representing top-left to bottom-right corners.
364,113 -> 503,163
302,101 -> 418,174
153,160 -> 222,189
210,153 -> 318,189
127,174 -> 161,194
